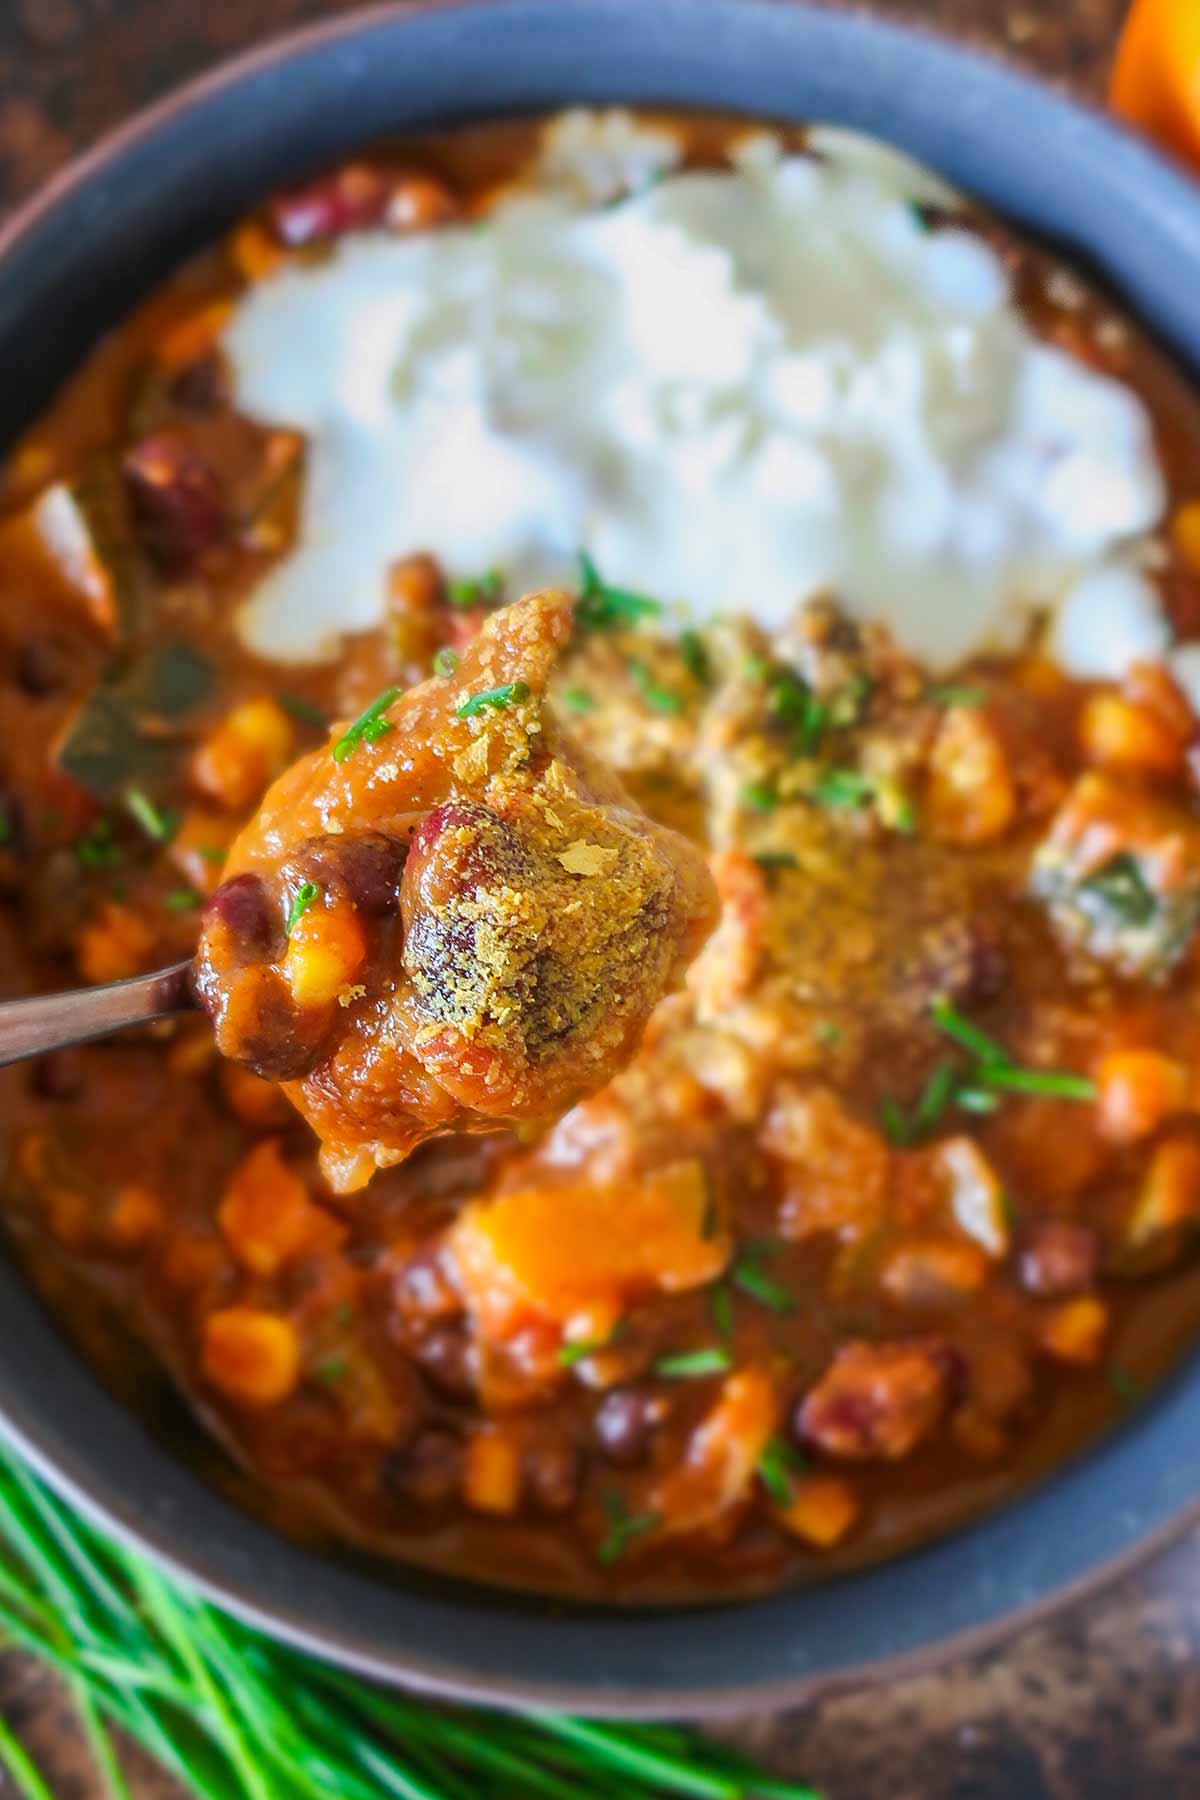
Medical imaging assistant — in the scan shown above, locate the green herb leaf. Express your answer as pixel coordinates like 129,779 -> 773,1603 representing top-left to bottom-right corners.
954,1083 -> 1001,1115
575,550 -> 662,633
709,1283 -> 734,1341
432,648 -> 458,677
331,686 -> 400,763
447,568 -> 503,609
814,1019 -> 842,1046
741,780 -> 777,814
124,786 -> 177,844
198,844 -> 226,867
628,658 -> 683,715
755,851 -> 798,870
912,1061 -> 959,1135
928,684 -> 987,708
58,642 -> 215,800
163,888 -> 201,913
653,1347 -> 733,1380
879,1096 -> 913,1147
75,820 -> 122,872
929,997 -> 1010,1067
981,1065 -> 1096,1102
731,1249 -> 794,1314
286,881 -> 320,934
313,1356 -> 346,1385
1083,852 -> 1158,927
455,680 -> 530,719
278,691 -> 327,730
563,686 -> 596,715
757,1436 -> 808,1509
596,1491 -> 660,1566
828,673 -> 873,728
679,629 -> 711,686
558,1320 -> 627,1368
812,768 -> 875,811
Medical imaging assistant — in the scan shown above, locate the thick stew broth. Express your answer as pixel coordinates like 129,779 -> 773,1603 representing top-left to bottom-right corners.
3,114 -> 1200,1601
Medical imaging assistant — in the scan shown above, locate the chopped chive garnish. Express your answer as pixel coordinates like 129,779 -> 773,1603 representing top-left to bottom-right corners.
198,845 -> 226,866
558,1319 -> 627,1368
680,629 -> 711,685
597,1491 -> 660,1566
755,851 -> 798,870
286,881 -> 320,934
563,686 -> 597,715
124,787 -> 177,844
928,684 -> 987,708
912,1061 -> 958,1135
812,768 -> 874,810
455,680 -> 530,719
879,1096 -> 913,1147
432,647 -> 458,677
163,887 -> 201,913
279,691 -> 327,729
447,568 -> 503,608
575,550 -> 662,632
331,686 -> 400,763
314,1356 -> 347,1385
929,997 -> 1010,1067
1082,852 -> 1157,927
757,1436 -> 807,1508
741,780 -> 777,814
628,657 -> 684,715
744,654 -> 773,683
828,673 -> 873,727
0,814 -> 12,848
331,1301 -> 355,1328
75,821 -> 121,871
653,1347 -> 733,1380
815,1019 -> 842,1046
710,1283 -> 734,1341
980,1065 -> 1096,1102
731,1250 -> 794,1314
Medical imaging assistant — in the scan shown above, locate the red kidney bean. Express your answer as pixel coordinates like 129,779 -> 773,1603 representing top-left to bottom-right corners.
123,433 -> 227,573
202,873 -> 275,953
1018,1220 -> 1099,1298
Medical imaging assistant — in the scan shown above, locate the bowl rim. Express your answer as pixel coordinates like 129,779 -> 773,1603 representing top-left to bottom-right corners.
2,0 -> 1200,1718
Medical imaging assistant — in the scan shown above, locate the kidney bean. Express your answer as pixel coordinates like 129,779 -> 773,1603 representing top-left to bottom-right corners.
286,832 -> 406,917
268,164 -> 392,246
416,1327 -> 476,1401
594,1388 -> 667,1467
203,873 -> 275,953
123,433 -> 227,573
795,1338 -> 950,1462
526,1443 -> 583,1514
382,1428 -> 462,1508
1018,1220 -> 1099,1298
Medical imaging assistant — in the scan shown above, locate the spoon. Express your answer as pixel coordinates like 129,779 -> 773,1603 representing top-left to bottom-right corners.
0,962 -> 196,1069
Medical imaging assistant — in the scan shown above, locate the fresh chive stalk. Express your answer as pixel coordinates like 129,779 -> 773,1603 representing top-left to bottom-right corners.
455,681 -> 529,719
0,1443 -> 820,1799
332,687 -> 400,763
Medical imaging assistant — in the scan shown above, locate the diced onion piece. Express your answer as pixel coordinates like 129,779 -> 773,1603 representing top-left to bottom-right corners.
1125,1134 -> 1200,1249
937,1136 -> 1009,1258
774,1474 -> 860,1548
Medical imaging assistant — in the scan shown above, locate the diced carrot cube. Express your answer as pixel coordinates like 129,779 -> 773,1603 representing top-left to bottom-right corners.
1037,1295 -> 1109,1365
1079,692 -> 1183,778
154,300 -> 234,372
1125,1134 -> 1200,1248
283,901 -> 367,1007
76,903 -> 156,985
106,1184 -> 163,1249
449,1159 -> 729,1334
925,707 -> 1016,845
1095,1049 -> 1188,1144
218,1138 -> 340,1277
464,1430 -> 523,1515
775,1475 -> 860,1548
191,699 -> 294,812
202,1307 -> 300,1407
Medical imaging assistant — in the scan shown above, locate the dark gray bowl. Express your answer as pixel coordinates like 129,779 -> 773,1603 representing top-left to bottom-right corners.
3,0 -> 1200,1717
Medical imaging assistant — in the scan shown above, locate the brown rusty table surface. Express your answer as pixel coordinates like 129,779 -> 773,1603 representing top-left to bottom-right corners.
2,2 -> 1198,1797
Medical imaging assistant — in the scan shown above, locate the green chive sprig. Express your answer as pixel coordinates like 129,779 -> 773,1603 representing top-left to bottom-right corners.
286,881 -> 320,935
0,1443 -> 820,1799
455,681 -> 530,719
331,687 -> 400,763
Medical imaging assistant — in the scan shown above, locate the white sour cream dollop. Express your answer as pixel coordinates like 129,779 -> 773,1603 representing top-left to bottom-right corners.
224,114 -> 1166,669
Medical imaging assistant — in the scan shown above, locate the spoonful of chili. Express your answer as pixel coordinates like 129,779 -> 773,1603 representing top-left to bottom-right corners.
0,590 -> 717,1193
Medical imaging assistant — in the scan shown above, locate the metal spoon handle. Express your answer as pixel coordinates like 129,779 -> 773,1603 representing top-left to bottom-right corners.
0,961 -> 195,1069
